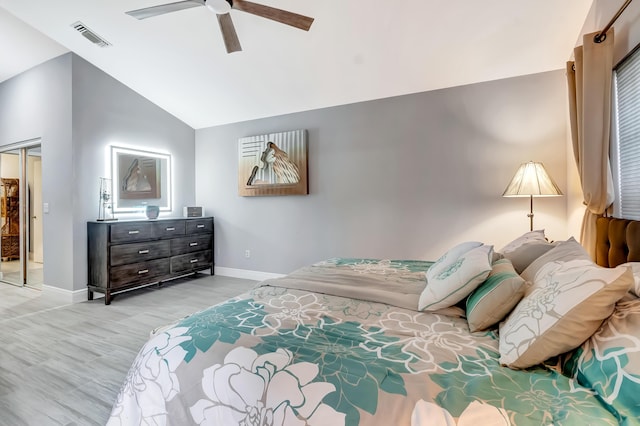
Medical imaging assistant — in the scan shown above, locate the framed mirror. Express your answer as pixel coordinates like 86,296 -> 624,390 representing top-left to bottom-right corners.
111,146 -> 172,212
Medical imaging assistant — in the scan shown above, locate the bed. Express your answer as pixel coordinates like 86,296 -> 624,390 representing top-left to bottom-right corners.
106,217 -> 640,425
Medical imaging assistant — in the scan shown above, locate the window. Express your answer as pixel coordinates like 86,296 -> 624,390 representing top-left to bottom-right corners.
613,46 -> 640,220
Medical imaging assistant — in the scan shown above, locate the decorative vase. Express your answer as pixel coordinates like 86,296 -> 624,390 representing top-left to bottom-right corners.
145,205 -> 159,220
97,177 -> 116,221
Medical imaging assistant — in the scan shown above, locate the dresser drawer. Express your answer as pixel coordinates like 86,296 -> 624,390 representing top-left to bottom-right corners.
170,235 -> 212,255
186,218 -> 213,234
152,220 -> 186,239
110,259 -> 170,289
111,222 -> 154,243
110,240 -> 171,266
170,250 -> 212,274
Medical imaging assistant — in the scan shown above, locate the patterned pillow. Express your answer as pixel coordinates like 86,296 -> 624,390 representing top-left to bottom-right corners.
426,241 -> 483,278
419,243 -> 493,311
520,237 -> 590,284
499,259 -> 632,369
499,230 -> 546,254
466,258 -> 526,332
565,298 -> 640,423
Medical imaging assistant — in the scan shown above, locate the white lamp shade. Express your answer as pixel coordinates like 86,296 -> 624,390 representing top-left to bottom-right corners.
503,161 -> 562,197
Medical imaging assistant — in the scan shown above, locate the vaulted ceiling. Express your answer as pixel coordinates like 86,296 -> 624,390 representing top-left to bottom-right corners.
0,1 -> 594,129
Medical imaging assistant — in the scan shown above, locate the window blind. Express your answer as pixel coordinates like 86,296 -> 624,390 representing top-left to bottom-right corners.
614,47 -> 640,220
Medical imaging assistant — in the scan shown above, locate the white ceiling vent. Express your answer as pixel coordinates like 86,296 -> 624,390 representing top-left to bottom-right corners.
70,21 -> 112,47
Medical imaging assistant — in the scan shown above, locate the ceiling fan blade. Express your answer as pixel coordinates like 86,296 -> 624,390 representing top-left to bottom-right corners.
232,0 -> 313,31
126,0 -> 205,20
217,13 -> 242,53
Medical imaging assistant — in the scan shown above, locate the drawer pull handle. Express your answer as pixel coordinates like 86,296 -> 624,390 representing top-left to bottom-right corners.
138,249 -> 150,254
138,269 -> 149,274
197,224 -> 205,228
190,259 -> 198,263
128,230 -> 140,235
166,227 -> 176,231
189,242 -> 198,247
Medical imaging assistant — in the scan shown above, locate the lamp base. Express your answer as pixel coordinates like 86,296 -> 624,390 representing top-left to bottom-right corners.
528,195 -> 534,231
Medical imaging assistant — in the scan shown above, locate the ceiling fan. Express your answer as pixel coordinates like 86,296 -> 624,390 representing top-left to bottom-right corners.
125,0 -> 314,53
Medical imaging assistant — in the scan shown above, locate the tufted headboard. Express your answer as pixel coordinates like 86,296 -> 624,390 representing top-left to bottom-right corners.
595,217 -> 640,267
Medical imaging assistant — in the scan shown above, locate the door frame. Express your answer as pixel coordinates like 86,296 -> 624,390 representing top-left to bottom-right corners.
0,138 -> 43,288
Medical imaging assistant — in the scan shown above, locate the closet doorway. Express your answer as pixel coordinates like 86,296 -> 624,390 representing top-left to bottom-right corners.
0,142 -> 44,289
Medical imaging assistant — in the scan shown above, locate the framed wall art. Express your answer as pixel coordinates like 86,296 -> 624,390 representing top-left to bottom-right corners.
238,129 -> 308,196
111,146 -> 172,212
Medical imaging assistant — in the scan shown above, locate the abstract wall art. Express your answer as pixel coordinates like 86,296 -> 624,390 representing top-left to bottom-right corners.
238,129 -> 308,196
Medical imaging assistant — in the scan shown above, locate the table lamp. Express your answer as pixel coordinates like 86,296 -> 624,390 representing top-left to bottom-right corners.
503,161 -> 562,231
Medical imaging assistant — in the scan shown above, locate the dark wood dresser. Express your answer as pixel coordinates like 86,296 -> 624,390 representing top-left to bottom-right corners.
87,217 -> 214,304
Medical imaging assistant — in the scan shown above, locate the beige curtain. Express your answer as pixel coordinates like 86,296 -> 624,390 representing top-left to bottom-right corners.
566,30 -> 615,259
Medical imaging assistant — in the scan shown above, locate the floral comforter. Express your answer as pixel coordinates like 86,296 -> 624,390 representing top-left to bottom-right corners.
107,258 -> 619,425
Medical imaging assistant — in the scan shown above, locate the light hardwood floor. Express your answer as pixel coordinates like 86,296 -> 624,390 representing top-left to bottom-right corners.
0,273 -> 257,426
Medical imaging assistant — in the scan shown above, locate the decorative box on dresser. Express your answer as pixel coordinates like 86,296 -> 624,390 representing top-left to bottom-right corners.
87,217 -> 214,304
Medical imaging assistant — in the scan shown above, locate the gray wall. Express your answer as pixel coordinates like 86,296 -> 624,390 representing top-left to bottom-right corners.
0,54 -> 74,291
71,55 -> 196,292
196,70 -> 569,275
0,54 -> 571,289
0,53 -> 196,294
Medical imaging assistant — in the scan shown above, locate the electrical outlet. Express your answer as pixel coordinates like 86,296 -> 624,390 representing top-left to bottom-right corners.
245,249 -> 251,258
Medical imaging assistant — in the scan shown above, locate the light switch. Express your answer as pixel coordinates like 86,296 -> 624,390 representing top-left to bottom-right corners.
43,202 -> 49,213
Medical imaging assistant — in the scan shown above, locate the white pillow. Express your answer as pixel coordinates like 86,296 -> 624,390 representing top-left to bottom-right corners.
619,262 -> 640,297
420,243 -> 493,311
499,230 -> 546,254
499,259 -> 632,369
427,241 -> 482,278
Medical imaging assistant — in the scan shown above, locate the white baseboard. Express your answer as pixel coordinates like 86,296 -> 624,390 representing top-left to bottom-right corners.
215,266 -> 285,282
42,284 -> 88,304
41,268 -> 283,304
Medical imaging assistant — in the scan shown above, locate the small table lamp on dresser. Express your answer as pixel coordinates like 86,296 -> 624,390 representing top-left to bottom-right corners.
503,161 -> 563,231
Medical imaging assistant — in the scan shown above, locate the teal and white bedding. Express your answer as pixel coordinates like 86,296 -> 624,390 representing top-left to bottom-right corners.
106,258 -> 626,425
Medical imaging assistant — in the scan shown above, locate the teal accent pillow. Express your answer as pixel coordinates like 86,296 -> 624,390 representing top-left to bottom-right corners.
419,243 -> 493,311
565,298 -> 640,423
466,258 -> 526,332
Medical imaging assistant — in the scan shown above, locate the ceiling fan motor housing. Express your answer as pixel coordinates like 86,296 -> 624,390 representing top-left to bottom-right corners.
206,0 -> 232,14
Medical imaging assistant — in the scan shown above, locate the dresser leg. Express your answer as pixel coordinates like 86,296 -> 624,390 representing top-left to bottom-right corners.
105,291 -> 111,305
88,289 -> 94,301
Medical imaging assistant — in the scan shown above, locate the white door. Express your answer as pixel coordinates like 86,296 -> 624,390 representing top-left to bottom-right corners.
0,140 -> 43,289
